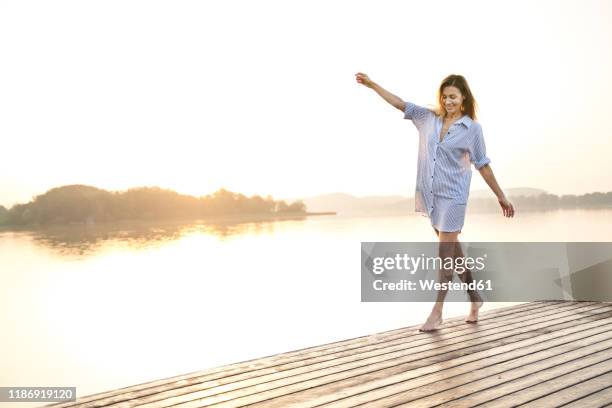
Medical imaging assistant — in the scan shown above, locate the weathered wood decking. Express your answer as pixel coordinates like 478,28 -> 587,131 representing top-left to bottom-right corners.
47,301 -> 612,407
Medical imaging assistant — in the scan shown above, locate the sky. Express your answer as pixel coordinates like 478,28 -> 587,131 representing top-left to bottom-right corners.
1,0 -> 611,207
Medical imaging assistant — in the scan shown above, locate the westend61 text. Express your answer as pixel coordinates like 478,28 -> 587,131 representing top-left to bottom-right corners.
373,279 -> 493,291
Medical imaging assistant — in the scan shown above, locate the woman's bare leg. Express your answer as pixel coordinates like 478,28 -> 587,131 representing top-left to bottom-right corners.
419,228 -> 459,331
454,243 -> 484,322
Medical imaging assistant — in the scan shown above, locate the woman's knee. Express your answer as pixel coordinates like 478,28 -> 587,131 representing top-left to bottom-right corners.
438,232 -> 460,260
438,231 -> 459,243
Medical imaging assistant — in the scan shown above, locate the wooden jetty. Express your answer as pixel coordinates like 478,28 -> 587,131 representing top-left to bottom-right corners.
46,301 -> 612,407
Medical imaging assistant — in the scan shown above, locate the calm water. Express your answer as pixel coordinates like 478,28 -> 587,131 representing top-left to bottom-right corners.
2,209 -> 612,405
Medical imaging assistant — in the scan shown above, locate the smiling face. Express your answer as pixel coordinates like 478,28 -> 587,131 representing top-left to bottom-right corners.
441,86 -> 465,117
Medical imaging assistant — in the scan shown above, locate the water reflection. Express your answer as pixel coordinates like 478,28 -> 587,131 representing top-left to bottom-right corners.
2,208 -> 612,259
0,216 -> 307,257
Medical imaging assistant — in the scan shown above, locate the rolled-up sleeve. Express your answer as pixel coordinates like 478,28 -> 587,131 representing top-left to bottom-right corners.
469,124 -> 491,169
404,101 -> 433,131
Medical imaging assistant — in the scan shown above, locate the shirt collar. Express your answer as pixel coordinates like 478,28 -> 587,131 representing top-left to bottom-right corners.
455,115 -> 473,129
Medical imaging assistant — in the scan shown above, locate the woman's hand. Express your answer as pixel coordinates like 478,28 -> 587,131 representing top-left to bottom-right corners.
355,72 -> 405,111
498,196 -> 515,218
355,72 -> 374,88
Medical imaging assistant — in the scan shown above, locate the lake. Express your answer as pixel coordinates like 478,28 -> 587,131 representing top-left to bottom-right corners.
2,208 -> 612,406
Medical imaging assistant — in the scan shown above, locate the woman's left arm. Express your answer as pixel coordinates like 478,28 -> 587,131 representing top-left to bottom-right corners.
478,164 -> 515,218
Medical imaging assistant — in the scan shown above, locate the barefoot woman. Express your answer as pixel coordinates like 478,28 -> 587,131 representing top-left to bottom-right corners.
355,72 -> 515,331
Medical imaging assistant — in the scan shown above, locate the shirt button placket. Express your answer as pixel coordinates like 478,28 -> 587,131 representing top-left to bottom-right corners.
430,124 -> 447,212
431,144 -> 439,210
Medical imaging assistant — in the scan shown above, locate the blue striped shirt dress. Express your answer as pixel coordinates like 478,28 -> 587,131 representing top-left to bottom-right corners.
404,102 -> 491,232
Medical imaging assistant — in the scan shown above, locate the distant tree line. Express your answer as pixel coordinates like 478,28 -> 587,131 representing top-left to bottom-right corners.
469,191 -> 612,212
0,185 -> 307,226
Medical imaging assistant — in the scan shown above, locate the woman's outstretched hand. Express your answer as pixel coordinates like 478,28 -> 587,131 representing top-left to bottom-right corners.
498,196 -> 515,218
355,72 -> 374,88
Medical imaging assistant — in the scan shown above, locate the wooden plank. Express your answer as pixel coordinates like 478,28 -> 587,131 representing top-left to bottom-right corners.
44,301 -> 612,408
298,321 -> 612,408
428,351 -> 612,407
46,301 -> 559,408
559,386 -> 612,408
122,304 -> 611,408
48,301 -> 575,408
517,373 -> 612,407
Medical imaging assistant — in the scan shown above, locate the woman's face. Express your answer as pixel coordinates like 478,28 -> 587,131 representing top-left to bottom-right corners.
441,86 -> 465,116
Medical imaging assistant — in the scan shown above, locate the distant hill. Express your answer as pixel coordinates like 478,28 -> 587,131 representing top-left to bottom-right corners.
470,187 -> 547,199
0,185 -> 310,226
288,187 -> 611,215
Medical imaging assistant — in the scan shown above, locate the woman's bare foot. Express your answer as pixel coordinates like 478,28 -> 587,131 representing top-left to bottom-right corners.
466,299 -> 483,323
419,312 -> 443,332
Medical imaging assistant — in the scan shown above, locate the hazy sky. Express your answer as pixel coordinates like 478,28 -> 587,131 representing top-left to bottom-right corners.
1,0 -> 611,207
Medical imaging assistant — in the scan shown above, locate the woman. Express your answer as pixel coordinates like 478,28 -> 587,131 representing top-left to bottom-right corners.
355,72 -> 515,331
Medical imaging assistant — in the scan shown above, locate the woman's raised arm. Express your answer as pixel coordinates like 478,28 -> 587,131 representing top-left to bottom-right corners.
355,72 -> 405,112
